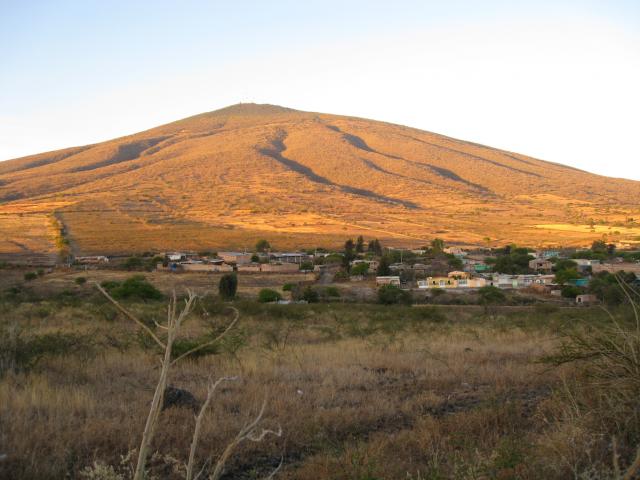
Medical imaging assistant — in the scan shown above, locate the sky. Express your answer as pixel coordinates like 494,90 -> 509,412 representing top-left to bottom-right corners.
1,0 -> 639,180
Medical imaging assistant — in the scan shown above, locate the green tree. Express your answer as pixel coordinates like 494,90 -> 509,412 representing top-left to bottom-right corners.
123,256 -> 144,271
250,253 -> 260,263
255,239 -> 271,253
555,268 -> 581,285
588,271 -> 637,305
351,262 -> 369,276
299,261 -> 314,271
446,254 -> 463,270
258,288 -> 281,303
431,238 -> 445,253
368,239 -> 383,256
377,256 -> 392,276
343,239 -> 356,267
218,273 -> 238,300
355,235 -> 365,253
553,259 -> 580,285
561,285 -> 583,298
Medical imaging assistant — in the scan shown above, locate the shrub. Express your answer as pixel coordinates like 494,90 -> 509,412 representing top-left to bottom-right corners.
123,256 -> 145,270
0,328 -> 93,374
325,286 -> 340,298
218,273 -> 238,300
333,270 -> 349,281
75,276 -> 87,285
378,285 -> 412,305
299,261 -> 314,271
105,275 -> 163,301
478,286 -> 506,305
36,268 -> 45,277
282,283 -> 294,291
302,286 -> 319,303
23,271 -> 37,281
542,288 -> 640,475
258,288 -> 282,303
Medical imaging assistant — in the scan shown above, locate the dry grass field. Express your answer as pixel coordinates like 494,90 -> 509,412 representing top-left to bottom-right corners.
1,273 -> 639,479
1,103 -> 639,257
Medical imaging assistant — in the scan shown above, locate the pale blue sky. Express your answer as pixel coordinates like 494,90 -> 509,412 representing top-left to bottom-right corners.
1,1 -> 639,179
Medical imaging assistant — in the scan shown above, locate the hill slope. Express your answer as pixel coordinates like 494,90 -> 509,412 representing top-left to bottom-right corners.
1,103 -> 639,257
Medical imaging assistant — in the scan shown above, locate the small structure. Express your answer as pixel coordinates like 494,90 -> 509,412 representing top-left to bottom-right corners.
592,262 -> 640,275
576,294 -> 599,305
529,258 -> 553,272
376,276 -> 401,286
269,252 -> 312,264
178,261 -> 233,273
537,249 -> 561,260
444,246 -> 466,258
218,252 -> 253,265
574,259 -> 600,272
237,263 -> 262,273
260,263 -> 300,273
75,255 -> 109,264
351,259 -> 379,271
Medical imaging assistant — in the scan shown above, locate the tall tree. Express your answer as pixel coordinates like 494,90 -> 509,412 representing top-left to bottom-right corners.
355,235 -> 365,253
255,239 -> 271,253
218,273 -> 238,300
343,238 -> 356,268
431,238 -> 445,253
377,256 -> 391,276
368,239 -> 383,256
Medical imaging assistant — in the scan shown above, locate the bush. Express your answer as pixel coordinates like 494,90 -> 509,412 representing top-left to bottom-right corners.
218,273 -> 238,300
324,286 -> 340,298
258,288 -> 282,303
542,290 -> 640,474
561,285 -> 583,298
478,286 -> 506,305
378,285 -> 412,305
333,270 -> 349,281
1,328 -> 93,374
350,262 -> 369,276
282,283 -> 294,291
24,272 -> 37,281
104,275 -> 163,301
75,276 -> 87,285
299,261 -> 314,271
123,256 -> 145,270
302,286 -> 319,303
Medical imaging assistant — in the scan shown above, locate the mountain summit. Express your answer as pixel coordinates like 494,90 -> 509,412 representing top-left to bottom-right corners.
1,103 -> 639,256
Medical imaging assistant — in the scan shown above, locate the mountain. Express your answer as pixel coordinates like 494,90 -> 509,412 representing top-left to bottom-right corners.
1,103 -> 640,258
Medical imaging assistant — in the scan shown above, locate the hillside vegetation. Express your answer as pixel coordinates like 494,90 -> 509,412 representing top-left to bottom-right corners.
1,103 -> 639,256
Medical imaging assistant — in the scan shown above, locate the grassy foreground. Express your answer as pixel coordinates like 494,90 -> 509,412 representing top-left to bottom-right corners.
0,282 -> 638,479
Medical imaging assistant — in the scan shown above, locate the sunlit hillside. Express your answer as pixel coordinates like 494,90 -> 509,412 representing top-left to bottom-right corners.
1,103 -> 639,257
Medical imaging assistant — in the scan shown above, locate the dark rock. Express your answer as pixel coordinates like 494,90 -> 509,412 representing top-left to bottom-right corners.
162,386 -> 200,412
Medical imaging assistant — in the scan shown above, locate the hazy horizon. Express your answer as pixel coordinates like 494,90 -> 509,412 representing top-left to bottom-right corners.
2,1 -> 639,180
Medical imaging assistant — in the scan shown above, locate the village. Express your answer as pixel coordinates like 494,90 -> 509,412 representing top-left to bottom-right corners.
67,236 -> 640,306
